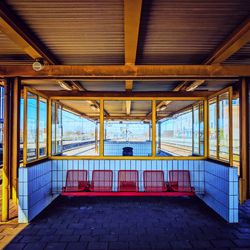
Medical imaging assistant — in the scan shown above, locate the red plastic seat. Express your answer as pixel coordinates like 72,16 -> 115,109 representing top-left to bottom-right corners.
91,170 -> 113,192
118,170 -> 139,192
143,170 -> 167,192
168,170 -> 194,192
63,170 -> 88,192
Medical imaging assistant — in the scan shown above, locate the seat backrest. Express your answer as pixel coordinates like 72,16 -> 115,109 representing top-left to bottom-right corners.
118,170 -> 139,191
143,170 -> 165,192
92,170 -> 113,191
169,170 -> 192,190
65,170 -> 88,191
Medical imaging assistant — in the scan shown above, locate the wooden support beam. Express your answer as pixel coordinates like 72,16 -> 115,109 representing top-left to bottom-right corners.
43,90 -> 214,98
124,0 -> 142,65
11,77 -> 20,204
0,65 -> 250,78
125,80 -> 133,91
2,79 -> 10,221
125,100 -> 131,115
205,17 -> 250,65
124,0 -> 142,91
178,16 -> 250,91
240,78 -> 249,202
0,1 -> 59,64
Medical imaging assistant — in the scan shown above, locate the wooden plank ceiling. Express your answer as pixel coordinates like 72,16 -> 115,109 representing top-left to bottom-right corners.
0,0 -> 249,118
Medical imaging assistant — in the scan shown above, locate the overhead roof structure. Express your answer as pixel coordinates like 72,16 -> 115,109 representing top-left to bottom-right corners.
0,0 -> 250,117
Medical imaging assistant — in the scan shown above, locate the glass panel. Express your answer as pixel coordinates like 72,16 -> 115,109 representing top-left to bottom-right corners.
209,98 -> 217,158
156,100 -> 203,156
20,97 -> 24,161
199,103 -> 204,155
0,87 -> 4,165
51,102 -> 56,155
39,97 -> 47,157
218,92 -> 229,161
104,100 -> 152,156
56,104 -> 62,154
27,92 -> 37,161
193,105 -> 199,155
232,97 -> 240,168
52,100 -> 100,156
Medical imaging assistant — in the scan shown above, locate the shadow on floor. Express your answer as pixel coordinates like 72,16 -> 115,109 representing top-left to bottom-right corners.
3,196 -> 250,250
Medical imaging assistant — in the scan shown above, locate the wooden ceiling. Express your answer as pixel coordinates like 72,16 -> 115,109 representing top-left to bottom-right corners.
0,0 -> 249,117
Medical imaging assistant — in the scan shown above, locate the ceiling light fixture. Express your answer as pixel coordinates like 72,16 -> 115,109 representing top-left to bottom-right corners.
58,81 -> 73,91
32,58 -> 45,71
90,104 -> 100,111
158,105 -> 167,111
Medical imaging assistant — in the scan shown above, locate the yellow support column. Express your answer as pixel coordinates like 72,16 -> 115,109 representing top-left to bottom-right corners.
11,77 -> 21,204
239,78 -> 249,203
2,79 -> 10,222
100,100 -> 104,156
152,100 -> 156,157
204,99 -> 208,158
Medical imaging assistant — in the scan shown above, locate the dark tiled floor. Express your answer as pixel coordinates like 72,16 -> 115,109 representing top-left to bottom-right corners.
4,197 -> 250,249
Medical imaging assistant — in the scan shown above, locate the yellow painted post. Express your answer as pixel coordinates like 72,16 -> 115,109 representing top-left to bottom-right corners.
228,87 -> 233,167
37,95 -> 40,159
23,88 -> 27,166
11,77 -> 20,204
100,100 -> 104,156
204,99 -> 208,158
2,79 -> 10,221
48,98 -> 52,157
216,95 -> 219,159
152,100 -> 156,157
239,78 -> 249,202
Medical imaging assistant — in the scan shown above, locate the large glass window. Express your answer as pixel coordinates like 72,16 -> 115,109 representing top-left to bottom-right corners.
51,100 -> 100,156
218,92 -> 230,161
39,97 -> 47,157
156,100 -> 204,156
208,89 -> 233,163
209,98 -> 217,158
232,97 -> 240,168
27,92 -> 37,161
0,86 -> 4,165
104,100 -> 152,156
24,90 -> 48,163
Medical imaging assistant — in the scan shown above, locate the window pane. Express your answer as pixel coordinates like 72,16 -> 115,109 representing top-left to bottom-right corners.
51,102 -> 56,155
20,97 -> 24,161
104,100 -> 152,156
209,98 -> 217,157
52,100 -> 100,156
27,92 -> 37,161
199,103 -> 204,155
193,105 -> 199,154
0,87 -> 4,165
218,92 -> 229,161
156,100 -> 203,156
232,97 -> 240,168
39,98 -> 47,157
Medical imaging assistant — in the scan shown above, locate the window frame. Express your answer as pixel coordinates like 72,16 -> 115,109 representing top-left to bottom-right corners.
23,87 -> 48,165
49,96 -> 206,160
207,86 -> 233,166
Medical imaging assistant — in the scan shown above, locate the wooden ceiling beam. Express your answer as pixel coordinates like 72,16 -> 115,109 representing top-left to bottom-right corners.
182,16 -> 250,91
124,0 -> 142,65
1,64 -> 249,78
0,1 -> 59,64
125,100 -> 131,115
39,90 -> 215,98
124,0 -> 143,92
0,1 -> 87,93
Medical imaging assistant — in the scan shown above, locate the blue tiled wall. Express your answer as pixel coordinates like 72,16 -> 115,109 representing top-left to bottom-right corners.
51,159 -> 205,195
18,160 -> 58,223
201,160 -> 239,223
18,159 -> 239,223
